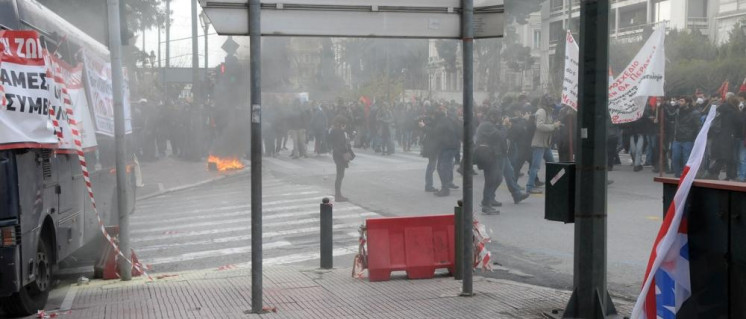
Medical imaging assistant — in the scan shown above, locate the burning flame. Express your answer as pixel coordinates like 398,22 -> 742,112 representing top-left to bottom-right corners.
207,154 -> 245,172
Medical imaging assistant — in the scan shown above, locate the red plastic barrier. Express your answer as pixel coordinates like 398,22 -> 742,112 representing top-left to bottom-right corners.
366,214 -> 455,281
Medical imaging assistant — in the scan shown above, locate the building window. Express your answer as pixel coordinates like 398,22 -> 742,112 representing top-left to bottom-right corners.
533,30 -> 541,49
549,21 -> 564,44
550,0 -> 564,11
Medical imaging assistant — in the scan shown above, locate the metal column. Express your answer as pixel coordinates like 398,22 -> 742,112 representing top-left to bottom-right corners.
106,0 -> 131,281
460,0 -> 475,297
563,0 -> 618,317
191,0 -> 199,100
249,0 -> 264,313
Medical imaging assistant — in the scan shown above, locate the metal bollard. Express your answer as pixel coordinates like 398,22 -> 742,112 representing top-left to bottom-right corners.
320,197 -> 333,269
454,200 -> 463,280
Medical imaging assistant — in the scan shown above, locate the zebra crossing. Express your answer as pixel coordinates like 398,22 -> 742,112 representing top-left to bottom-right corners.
263,150 -> 427,176
130,176 -> 375,273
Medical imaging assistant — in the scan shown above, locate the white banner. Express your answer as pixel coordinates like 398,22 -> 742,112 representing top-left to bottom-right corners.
0,30 -> 57,149
561,30 -> 580,111
83,53 -> 132,137
59,59 -> 97,149
608,25 -> 666,124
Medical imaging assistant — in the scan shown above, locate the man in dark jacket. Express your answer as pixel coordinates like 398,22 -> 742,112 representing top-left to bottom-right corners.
475,110 -> 504,214
420,103 -> 440,192
433,106 -> 461,197
706,95 -> 741,180
671,96 -> 701,178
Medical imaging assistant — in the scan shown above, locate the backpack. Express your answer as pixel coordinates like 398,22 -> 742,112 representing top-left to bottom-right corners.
473,144 -> 495,170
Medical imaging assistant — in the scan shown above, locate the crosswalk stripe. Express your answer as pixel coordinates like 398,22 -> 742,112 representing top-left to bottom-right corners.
145,240 -> 292,265
136,188 -> 320,209
131,211 -> 378,242
135,223 -> 363,253
132,205 -> 365,229
133,196 -> 332,221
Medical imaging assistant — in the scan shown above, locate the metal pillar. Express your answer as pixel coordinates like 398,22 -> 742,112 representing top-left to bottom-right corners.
164,0 -> 170,101
106,0 -> 131,281
562,0 -> 617,318
460,0 -> 475,297
320,198 -> 333,269
165,0 -> 170,69
191,0 -> 199,101
157,24 -> 161,69
249,0 -> 263,313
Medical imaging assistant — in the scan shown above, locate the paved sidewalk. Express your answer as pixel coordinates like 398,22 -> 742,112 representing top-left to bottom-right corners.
135,156 -> 248,200
42,266 -> 634,319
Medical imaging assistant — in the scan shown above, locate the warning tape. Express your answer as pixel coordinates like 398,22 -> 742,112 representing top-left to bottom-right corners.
472,219 -> 492,271
47,60 -> 152,281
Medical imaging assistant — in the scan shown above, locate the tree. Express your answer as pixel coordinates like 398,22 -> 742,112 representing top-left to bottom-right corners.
504,0 -> 544,25
38,0 -> 166,45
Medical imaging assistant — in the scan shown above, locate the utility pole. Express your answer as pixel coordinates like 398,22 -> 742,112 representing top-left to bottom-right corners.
562,0 -> 618,317
191,0 -> 199,101
106,0 -> 131,281
157,23 -> 161,69
164,0 -> 170,102
460,0 -> 475,297
248,0 -> 264,313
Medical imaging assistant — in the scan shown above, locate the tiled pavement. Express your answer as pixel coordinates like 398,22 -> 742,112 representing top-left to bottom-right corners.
47,266 -> 634,319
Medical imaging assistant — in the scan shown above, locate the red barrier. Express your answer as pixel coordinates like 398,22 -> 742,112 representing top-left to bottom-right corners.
366,214 -> 455,281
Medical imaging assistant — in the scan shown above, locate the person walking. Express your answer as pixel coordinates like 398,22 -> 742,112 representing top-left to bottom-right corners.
526,96 -> 560,194
433,105 -> 461,197
671,96 -> 701,178
420,104 -> 440,192
330,116 -> 354,202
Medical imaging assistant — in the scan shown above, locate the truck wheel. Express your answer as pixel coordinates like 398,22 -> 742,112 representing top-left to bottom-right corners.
0,236 -> 53,316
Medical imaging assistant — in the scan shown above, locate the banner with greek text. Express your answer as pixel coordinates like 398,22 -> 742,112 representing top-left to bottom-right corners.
561,30 -> 580,111
608,25 -> 666,124
0,30 -> 58,149
83,53 -> 132,137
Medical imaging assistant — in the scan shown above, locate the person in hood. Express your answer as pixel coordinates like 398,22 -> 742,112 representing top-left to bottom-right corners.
526,95 -> 561,194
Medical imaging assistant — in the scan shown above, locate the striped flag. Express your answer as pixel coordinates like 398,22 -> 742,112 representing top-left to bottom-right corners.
631,106 -> 717,319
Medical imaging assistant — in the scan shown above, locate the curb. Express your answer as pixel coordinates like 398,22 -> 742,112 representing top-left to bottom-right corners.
136,169 -> 250,201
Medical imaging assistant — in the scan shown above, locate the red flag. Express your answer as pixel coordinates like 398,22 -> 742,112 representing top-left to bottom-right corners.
739,77 -> 746,93
717,80 -> 730,100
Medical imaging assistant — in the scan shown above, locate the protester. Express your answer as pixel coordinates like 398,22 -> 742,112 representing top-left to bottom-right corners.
671,96 -> 701,178
526,95 -> 560,194
330,115 -> 353,202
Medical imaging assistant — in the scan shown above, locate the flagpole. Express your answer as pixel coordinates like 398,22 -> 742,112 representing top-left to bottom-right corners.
659,104 -> 664,177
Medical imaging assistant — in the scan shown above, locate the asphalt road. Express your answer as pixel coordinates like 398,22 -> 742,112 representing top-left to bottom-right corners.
264,147 -> 663,299
53,145 -> 663,303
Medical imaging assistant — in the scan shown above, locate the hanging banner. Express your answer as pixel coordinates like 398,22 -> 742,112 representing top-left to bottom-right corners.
83,53 -> 132,137
47,54 -> 77,150
0,30 -> 57,149
62,62 -> 97,149
561,30 -> 580,111
608,24 -> 666,124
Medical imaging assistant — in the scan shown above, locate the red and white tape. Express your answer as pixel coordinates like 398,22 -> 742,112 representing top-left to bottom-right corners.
47,60 -> 151,280
472,219 -> 492,271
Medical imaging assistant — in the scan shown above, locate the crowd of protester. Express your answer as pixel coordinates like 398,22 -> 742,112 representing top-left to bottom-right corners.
130,87 -> 746,213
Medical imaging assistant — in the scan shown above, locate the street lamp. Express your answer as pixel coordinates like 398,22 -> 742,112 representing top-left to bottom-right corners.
199,10 -> 211,70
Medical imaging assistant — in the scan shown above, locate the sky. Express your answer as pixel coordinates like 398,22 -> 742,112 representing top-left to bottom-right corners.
135,0 -> 241,69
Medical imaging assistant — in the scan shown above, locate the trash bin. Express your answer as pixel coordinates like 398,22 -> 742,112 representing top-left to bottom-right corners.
544,162 -> 575,223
